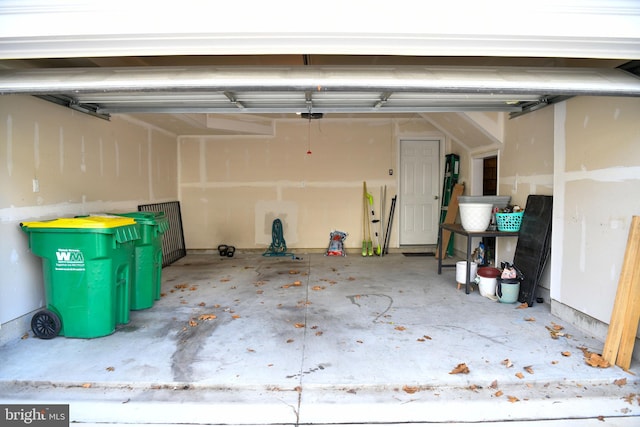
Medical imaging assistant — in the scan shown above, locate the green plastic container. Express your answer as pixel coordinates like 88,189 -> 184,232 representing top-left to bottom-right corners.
21,216 -> 140,339
111,212 -> 169,310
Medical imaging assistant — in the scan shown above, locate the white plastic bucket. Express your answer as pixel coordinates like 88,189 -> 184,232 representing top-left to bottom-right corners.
456,261 -> 477,285
477,276 -> 497,297
475,267 -> 501,299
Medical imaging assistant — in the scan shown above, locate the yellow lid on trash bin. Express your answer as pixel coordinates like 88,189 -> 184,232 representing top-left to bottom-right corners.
21,216 -> 136,229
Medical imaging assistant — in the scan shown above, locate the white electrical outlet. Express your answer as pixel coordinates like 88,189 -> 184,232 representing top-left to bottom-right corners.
32,178 -> 40,193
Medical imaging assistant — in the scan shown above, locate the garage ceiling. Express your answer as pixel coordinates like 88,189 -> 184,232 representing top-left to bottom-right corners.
1,1 -> 639,137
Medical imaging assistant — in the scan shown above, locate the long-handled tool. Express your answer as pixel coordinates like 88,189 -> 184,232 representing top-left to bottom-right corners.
369,189 -> 382,256
380,185 -> 386,257
362,182 -> 368,257
364,182 -> 373,256
383,195 -> 397,255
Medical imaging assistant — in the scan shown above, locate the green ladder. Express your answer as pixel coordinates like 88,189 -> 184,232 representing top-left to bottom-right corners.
439,154 -> 460,256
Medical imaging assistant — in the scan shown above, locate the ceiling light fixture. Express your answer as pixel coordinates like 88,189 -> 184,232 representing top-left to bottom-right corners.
300,112 -> 323,120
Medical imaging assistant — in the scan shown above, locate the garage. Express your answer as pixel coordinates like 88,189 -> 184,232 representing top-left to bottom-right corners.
1,1 -> 640,425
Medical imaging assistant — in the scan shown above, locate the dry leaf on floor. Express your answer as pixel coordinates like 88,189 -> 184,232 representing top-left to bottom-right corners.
348,277 -> 356,281
515,372 -> 524,379
180,300 -> 187,304
585,353 -> 611,368
524,317 -> 536,322
517,303 -> 528,309
586,354 -> 609,368
402,385 -> 419,394
623,393 -> 637,404
214,304 -> 221,308
175,284 -> 188,289
286,339 -> 294,343
551,360 -> 559,364
289,270 -> 299,275
450,363 -> 470,374
489,380 -> 498,389
494,390 -> 504,397
256,290 -> 264,294
394,326 -> 406,331
502,359 -> 513,368
198,302 -> 206,306
524,366 -> 534,375
231,314 -> 241,319
189,286 -> 198,291
106,366 -> 115,372
198,314 -> 217,320
21,333 -> 29,340
293,281 -> 302,286
546,325 -> 570,339
315,331 -> 323,336
281,284 -> 291,289
312,286 -> 325,291
579,347 -> 611,368
294,323 -> 305,328
614,378 -> 627,387
468,384 -> 481,392
562,351 -> 572,357
507,395 -> 520,403
220,278 -> 230,282
189,319 -> 198,327
82,383 -> 92,388
247,348 -> 255,353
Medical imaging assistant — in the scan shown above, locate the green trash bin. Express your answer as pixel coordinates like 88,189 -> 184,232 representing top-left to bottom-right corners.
20,216 -> 140,339
111,211 -> 169,310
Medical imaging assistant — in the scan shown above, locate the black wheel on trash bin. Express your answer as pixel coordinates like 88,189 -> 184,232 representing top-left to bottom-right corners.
31,310 -> 61,339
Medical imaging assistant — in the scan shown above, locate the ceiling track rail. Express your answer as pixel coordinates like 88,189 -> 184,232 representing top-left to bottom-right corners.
35,95 -> 111,121
509,96 -> 572,119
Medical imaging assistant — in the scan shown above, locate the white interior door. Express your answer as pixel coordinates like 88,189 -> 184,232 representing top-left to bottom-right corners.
399,139 -> 440,245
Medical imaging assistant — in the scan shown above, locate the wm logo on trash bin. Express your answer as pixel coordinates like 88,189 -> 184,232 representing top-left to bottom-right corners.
56,250 -> 84,262
55,249 -> 85,271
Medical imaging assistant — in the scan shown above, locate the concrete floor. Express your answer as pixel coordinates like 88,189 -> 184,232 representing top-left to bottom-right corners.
0,253 -> 639,426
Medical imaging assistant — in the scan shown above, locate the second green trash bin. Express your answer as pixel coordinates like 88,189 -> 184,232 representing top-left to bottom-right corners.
20,216 -> 140,339
112,211 -> 169,310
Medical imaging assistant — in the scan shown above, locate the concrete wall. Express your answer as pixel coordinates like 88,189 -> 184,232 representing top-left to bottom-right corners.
0,96 -> 178,326
551,97 -> 640,346
178,117 -> 441,250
